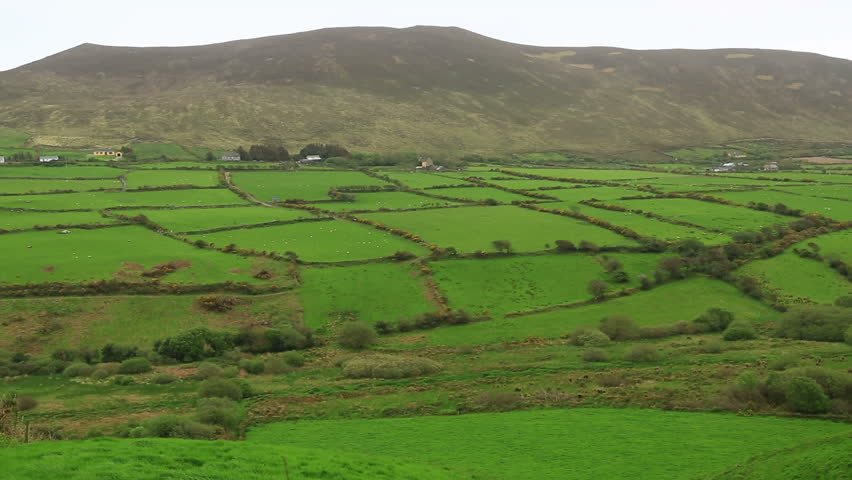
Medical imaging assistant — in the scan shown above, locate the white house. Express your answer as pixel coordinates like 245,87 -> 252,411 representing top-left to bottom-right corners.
39,156 -> 59,163
298,155 -> 322,165
0,156 -> 5,164
221,152 -> 241,161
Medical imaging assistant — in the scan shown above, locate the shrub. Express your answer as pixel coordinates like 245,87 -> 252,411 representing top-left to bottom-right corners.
281,351 -> 305,367
341,354 -> 441,379
726,371 -> 765,405
587,279 -> 609,298
263,357 -> 292,375
554,240 -> 576,252
195,362 -> 225,379
774,306 -> 852,342
198,378 -> 243,401
693,308 -> 735,332
785,367 -> 852,400
785,377 -> 830,414
16,395 -> 38,411
155,328 -> 235,362
63,362 -> 95,378
768,354 -> 800,371
338,321 -> 377,349
599,314 -> 639,341
195,397 -> 241,431
142,415 -> 215,439
118,357 -> 152,374
835,296 -> 852,308
697,340 -> 723,354
239,358 -> 265,375
473,391 -> 521,410
374,320 -> 395,335
569,328 -> 611,347
581,348 -> 610,362
100,344 -> 139,363
624,345 -> 661,363
390,250 -> 418,261
113,375 -> 135,386
196,294 -> 241,312
152,373 -> 178,384
723,321 -> 757,341
846,326 -> 852,346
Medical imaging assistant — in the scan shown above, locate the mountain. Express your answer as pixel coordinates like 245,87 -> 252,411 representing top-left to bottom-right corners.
1,26 -> 851,154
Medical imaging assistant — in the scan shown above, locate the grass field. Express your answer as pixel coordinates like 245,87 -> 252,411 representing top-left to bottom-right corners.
506,168 -> 681,181
132,161 -> 218,169
481,178 -> 572,190
0,128 -> 30,147
413,277 -> 778,346
0,189 -> 248,210
365,206 -> 637,252
125,169 -> 220,188
731,172 -> 852,184
247,408 -> 851,480
424,186 -> 537,203
575,205 -> 731,244
119,206 -> 319,232
538,186 -> 646,203
799,229 -> 852,263
310,191 -> 462,211
736,252 -> 851,305
0,210 -> 117,231
0,178 -> 121,193
299,263 -> 436,329
710,189 -> 852,221
189,219 -> 428,262
0,166 -> 124,178
232,171 -> 389,202
0,438 -> 469,480
0,226 -> 281,285
610,198 -> 792,233
383,172 -> 473,188
772,184 -> 852,201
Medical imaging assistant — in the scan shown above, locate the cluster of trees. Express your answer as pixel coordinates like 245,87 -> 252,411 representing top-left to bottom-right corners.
299,143 -> 350,159
373,310 -> 480,336
235,145 -> 291,162
154,325 -> 315,362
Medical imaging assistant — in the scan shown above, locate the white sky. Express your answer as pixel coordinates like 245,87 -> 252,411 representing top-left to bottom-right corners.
2,0 -> 851,71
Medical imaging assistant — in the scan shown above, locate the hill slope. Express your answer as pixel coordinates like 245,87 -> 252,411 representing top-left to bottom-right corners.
1,26 -> 851,153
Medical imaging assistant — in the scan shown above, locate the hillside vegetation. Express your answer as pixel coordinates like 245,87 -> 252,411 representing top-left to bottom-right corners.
1,26 -> 852,153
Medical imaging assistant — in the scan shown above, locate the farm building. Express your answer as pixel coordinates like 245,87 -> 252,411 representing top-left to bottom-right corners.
727,151 -> 747,159
763,162 -> 779,172
712,161 -> 748,173
0,156 -> 5,164
93,149 -> 122,157
299,155 -> 322,165
221,152 -> 241,161
415,156 -> 444,172
39,156 -> 59,163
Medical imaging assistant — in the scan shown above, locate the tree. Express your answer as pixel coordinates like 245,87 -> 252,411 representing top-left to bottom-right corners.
578,241 -> 599,253
588,279 -> 609,299
338,322 -> 377,349
738,276 -> 763,298
554,240 -> 576,252
599,314 -> 639,340
658,257 -> 686,279
492,240 -> 512,254
785,377 -> 830,413
204,151 -> 215,162
236,146 -> 248,161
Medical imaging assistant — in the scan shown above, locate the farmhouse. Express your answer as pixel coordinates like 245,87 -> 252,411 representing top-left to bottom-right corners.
763,161 -> 779,172
0,156 -> 5,164
39,155 -> 59,163
415,156 -> 445,172
299,154 -> 322,165
727,151 -> 747,159
221,152 -> 241,161
712,161 -> 748,173
93,149 -> 123,158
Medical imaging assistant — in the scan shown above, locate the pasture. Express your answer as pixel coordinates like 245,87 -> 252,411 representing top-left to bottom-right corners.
382,172 -> 473,188
119,206 -> 318,232
773,183 -> 852,201
423,186 -> 537,203
799,229 -> 852,263
0,189 -> 248,210
0,210 -> 117,231
311,191 -> 462,211
232,171 -> 389,202
125,169 -> 221,188
540,186 -> 647,203
0,178 -> 120,193
299,263 -> 436,329
710,189 -> 852,221
575,205 -> 731,244
0,226 -> 278,285
130,143 -> 198,161
189,219 -> 428,262
736,252 -> 851,305
247,408 -> 850,480
505,168 -> 680,181
0,165 -> 124,178
609,198 -> 793,233
365,205 -> 637,252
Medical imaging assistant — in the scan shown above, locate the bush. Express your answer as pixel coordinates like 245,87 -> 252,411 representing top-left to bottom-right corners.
16,395 -> 38,411
198,378 -> 243,401
768,354 -> 800,371
581,348 -> 610,362
263,357 -> 292,375
587,279 -> 609,298
624,345 -> 661,363
195,362 -> 224,379
155,328 -> 235,362
834,296 -> 852,308
152,373 -> 178,384
473,391 -> 521,410
142,415 -> 215,439
112,375 -> 135,386
63,362 -> 95,378
723,321 -> 757,341
196,294 -> 241,313
239,358 -> 265,375
599,314 -> 639,341
785,377 -> 830,414
693,308 -> 735,332
697,340 -> 723,354
846,326 -> 852,346
569,328 -> 611,347
774,306 -> 851,342
281,351 -> 305,367
100,343 -> 139,363
374,320 -> 395,335
118,357 -> 152,374
726,371 -> 765,405
341,354 -> 441,379
195,397 -> 241,431
338,321 -> 377,349
785,367 -> 852,399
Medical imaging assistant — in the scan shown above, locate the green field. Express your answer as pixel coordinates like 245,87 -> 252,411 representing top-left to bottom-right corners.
610,198 -> 792,232
415,277 -> 778,346
132,161 -> 218,169
0,128 -> 30,147
189,219 -> 428,262
0,178 -> 120,193
0,166 -> 124,178
233,171 -> 389,202
310,191 -> 462,211
541,186 -> 648,203
710,189 -> 852,221
731,172 -> 852,184
576,205 -> 731,244
772,183 -> 852,201
736,252 -> 851,305
365,206 -> 637,252
125,169 -> 220,188
119,206 -> 318,232
425,186 -> 537,203
0,189 -> 248,210
299,263 -> 436,329
0,210 -> 117,231
0,226 -> 281,285
0,438 -> 468,480
383,172 -> 473,188
799,229 -> 852,263
506,168 -> 680,181
247,408 -> 850,480
483,178 -> 577,190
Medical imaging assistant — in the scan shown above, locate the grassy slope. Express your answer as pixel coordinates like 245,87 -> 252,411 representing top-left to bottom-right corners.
232,171 -> 388,202
247,408 -> 851,480
0,178 -> 120,193
119,206 -> 318,232
736,252 -> 851,304
711,189 -> 852,221
0,210 -> 117,230
310,191 -> 461,211
124,169 -> 220,187
299,263 -> 437,329
0,437 -> 471,480
0,189 -> 248,209
610,198 -> 792,233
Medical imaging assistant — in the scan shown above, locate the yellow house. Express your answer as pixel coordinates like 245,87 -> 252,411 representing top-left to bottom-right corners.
93,149 -> 122,157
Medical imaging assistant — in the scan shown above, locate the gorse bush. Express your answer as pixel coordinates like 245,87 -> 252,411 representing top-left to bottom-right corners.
118,357 -> 152,374
338,321 -> 377,350
154,328 -> 235,362
774,306 -> 851,342
198,378 -> 244,401
195,362 -> 225,379
152,373 -> 178,384
195,397 -> 241,431
569,328 -> 611,347
581,348 -> 610,362
723,321 -> 757,341
693,308 -> 735,332
340,354 -> 441,379
63,362 -> 94,378
599,314 -> 639,341
141,415 -> 215,439
786,377 -> 831,414
768,354 -> 800,371
624,345 -> 661,363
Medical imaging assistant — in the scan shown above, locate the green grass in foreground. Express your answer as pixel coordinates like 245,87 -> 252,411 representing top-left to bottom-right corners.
0,437 -> 470,480
247,408 -> 851,480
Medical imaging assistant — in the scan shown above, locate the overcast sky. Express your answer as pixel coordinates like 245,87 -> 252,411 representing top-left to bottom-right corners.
2,0 -> 851,71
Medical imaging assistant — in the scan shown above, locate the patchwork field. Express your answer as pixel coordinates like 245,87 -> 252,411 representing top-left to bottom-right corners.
710,189 -> 852,221
310,191 -> 462,211
0,178 -> 121,193
800,229 -> 852,263
0,166 -> 124,178
424,186 -> 538,203
189,219 -> 428,262
382,172 -> 473,188
119,206 -> 319,232
125,169 -> 221,188
365,205 -> 637,252
232,170 -> 389,202
0,210 -> 117,231
610,198 -> 793,232
576,205 -> 731,244
0,189 -> 248,210
538,185 -> 647,203
506,168 -> 682,181
736,252 -> 851,305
